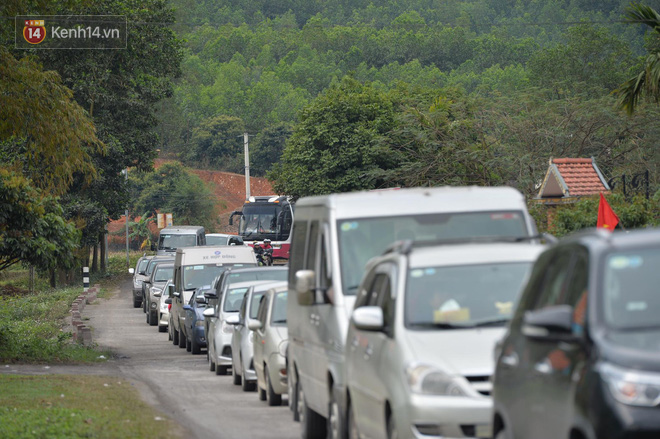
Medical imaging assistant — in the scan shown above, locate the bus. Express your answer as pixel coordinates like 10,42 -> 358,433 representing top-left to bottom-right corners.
229,195 -> 294,261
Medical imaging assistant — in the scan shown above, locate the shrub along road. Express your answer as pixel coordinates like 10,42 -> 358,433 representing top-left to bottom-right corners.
1,278 -> 299,439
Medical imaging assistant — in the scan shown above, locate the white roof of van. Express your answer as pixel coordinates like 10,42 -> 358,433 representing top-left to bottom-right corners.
296,186 -> 527,219
408,242 -> 546,268
176,246 -> 256,265
160,226 -> 204,233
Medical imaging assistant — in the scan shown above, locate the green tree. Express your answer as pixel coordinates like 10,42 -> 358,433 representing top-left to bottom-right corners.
129,213 -> 155,251
251,123 -> 293,176
270,76 -> 398,198
616,3 -> 660,114
189,115 -> 245,171
0,169 -> 79,273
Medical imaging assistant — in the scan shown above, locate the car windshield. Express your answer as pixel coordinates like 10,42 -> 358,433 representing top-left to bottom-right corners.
137,258 -> 150,273
603,248 -> 660,331
206,235 -> 229,245
183,264 -> 231,291
154,267 -> 173,282
404,262 -> 532,329
159,233 -> 197,250
338,211 -> 528,295
224,287 -> 249,312
250,292 -> 266,319
271,291 -> 287,325
146,259 -> 171,276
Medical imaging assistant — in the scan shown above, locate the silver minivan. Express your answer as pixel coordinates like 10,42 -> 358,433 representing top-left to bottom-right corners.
287,186 -> 539,438
156,225 -> 206,256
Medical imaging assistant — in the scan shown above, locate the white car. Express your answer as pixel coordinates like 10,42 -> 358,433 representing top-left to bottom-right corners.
345,240 -> 546,439
157,280 -> 172,334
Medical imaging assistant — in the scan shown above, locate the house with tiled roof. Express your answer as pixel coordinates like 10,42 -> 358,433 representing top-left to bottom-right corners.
535,157 -> 611,230
536,157 -> 610,203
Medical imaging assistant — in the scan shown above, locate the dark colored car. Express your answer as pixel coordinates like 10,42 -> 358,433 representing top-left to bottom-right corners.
130,255 -> 152,308
493,228 -> 660,439
183,288 -> 209,355
141,256 -> 174,314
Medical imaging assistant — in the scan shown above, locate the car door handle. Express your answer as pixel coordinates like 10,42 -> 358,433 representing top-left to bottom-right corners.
500,352 -> 519,368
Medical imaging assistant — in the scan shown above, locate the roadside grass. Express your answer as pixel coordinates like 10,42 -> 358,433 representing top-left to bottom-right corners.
0,374 -> 181,439
0,286 -> 110,363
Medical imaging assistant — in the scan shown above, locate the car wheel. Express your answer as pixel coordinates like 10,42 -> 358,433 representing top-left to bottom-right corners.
178,326 -> 186,349
191,335 -> 201,355
149,310 -> 158,326
327,387 -> 344,439
146,311 -> 150,324
386,413 -> 397,439
298,379 -> 326,439
259,385 -> 267,401
133,298 -> 140,308
232,362 -> 241,385
241,356 -> 256,392
172,327 -> 179,346
290,362 -> 299,420
216,365 -> 227,376
186,335 -> 192,352
266,365 -> 282,406
209,350 -> 216,372
347,400 -> 359,439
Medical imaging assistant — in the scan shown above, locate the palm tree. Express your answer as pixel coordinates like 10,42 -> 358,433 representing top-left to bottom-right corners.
616,3 -> 660,115
129,213 -> 155,251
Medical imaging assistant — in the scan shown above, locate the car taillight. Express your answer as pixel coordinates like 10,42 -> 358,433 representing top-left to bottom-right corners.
168,304 -> 171,311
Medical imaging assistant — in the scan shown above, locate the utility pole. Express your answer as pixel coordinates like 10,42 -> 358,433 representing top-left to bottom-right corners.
243,132 -> 251,200
123,168 -> 129,268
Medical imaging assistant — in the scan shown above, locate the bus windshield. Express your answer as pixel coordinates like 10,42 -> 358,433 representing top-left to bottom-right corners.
239,204 -> 292,242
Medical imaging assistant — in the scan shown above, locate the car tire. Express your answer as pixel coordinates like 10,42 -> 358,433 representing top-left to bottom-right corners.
172,328 -> 179,346
186,335 -> 192,352
232,363 -> 241,385
259,386 -> 267,401
386,413 -> 397,439
209,351 -> 216,372
290,362 -> 299,420
191,336 -> 201,355
149,310 -> 158,327
298,380 -> 326,439
133,298 -> 141,308
347,400 -> 359,439
146,311 -> 150,324
266,366 -> 282,406
178,328 -> 186,348
241,356 -> 256,392
327,387 -> 344,439
216,365 -> 227,376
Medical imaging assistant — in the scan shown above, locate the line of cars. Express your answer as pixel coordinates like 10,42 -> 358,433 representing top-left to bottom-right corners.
128,186 -> 660,439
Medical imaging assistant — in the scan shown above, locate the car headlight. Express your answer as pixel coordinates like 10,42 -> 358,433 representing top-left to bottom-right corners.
134,279 -> 142,287
222,321 -> 233,334
405,364 -> 468,396
600,363 -> 660,407
150,286 -> 162,295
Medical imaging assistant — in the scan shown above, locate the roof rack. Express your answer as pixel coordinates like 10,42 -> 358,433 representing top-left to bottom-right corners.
383,233 -> 556,256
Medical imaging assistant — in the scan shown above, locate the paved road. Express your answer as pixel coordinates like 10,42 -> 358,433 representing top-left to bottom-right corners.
4,280 -> 300,439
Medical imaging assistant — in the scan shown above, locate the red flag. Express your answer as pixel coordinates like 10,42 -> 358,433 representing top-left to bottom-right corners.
597,193 -> 619,231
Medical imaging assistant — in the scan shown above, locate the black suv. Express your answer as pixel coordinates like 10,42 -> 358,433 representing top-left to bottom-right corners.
493,228 -> 660,439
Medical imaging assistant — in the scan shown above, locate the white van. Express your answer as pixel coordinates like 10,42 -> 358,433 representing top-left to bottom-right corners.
156,226 -> 206,256
168,246 -> 257,348
287,186 -> 538,438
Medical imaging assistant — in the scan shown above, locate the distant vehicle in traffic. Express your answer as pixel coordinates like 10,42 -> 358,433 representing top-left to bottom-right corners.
251,284 -> 289,407
142,256 -> 174,315
156,225 -> 205,256
493,228 -> 660,439
345,239 -> 545,439
229,195 -> 294,262
182,288 -> 209,355
130,255 -> 152,308
145,263 -> 173,326
157,279 -> 171,334
206,233 -> 244,246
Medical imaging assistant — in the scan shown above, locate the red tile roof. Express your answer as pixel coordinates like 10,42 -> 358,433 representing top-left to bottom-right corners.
538,157 -> 609,198
553,158 -> 608,196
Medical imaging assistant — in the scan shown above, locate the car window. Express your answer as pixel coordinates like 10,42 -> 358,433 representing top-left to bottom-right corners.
224,287 -> 249,312
288,220 -> 308,285
239,293 -> 248,320
257,295 -> 269,326
531,250 -> 574,310
271,291 -> 287,325
138,258 -> 150,273
154,267 -> 173,282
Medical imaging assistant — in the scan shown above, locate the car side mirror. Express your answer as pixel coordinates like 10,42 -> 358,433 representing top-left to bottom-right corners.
172,291 -> 180,298
182,305 -> 192,311
351,306 -> 384,332
153,290 -> 162,297
522,305 -> 574,339
195,295 -> 207,304
203,307 -> 216,318
248,320 -> 262,331
296,270 -> 315,306
204,290 -> 217,299
129,268 -> 135,274
165,298 -> 172,304
226,315 -> 240,325
167,284 -> 174,296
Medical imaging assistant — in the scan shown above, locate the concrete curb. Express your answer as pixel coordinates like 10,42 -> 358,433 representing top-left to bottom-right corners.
70,284 -> 100,346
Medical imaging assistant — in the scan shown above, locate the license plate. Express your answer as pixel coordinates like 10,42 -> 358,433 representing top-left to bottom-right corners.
476,425 -> 492,438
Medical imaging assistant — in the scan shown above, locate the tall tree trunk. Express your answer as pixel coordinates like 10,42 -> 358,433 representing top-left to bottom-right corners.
100,232 -> 107,272
50,269 -> 56,288
92,243 -> 98,273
